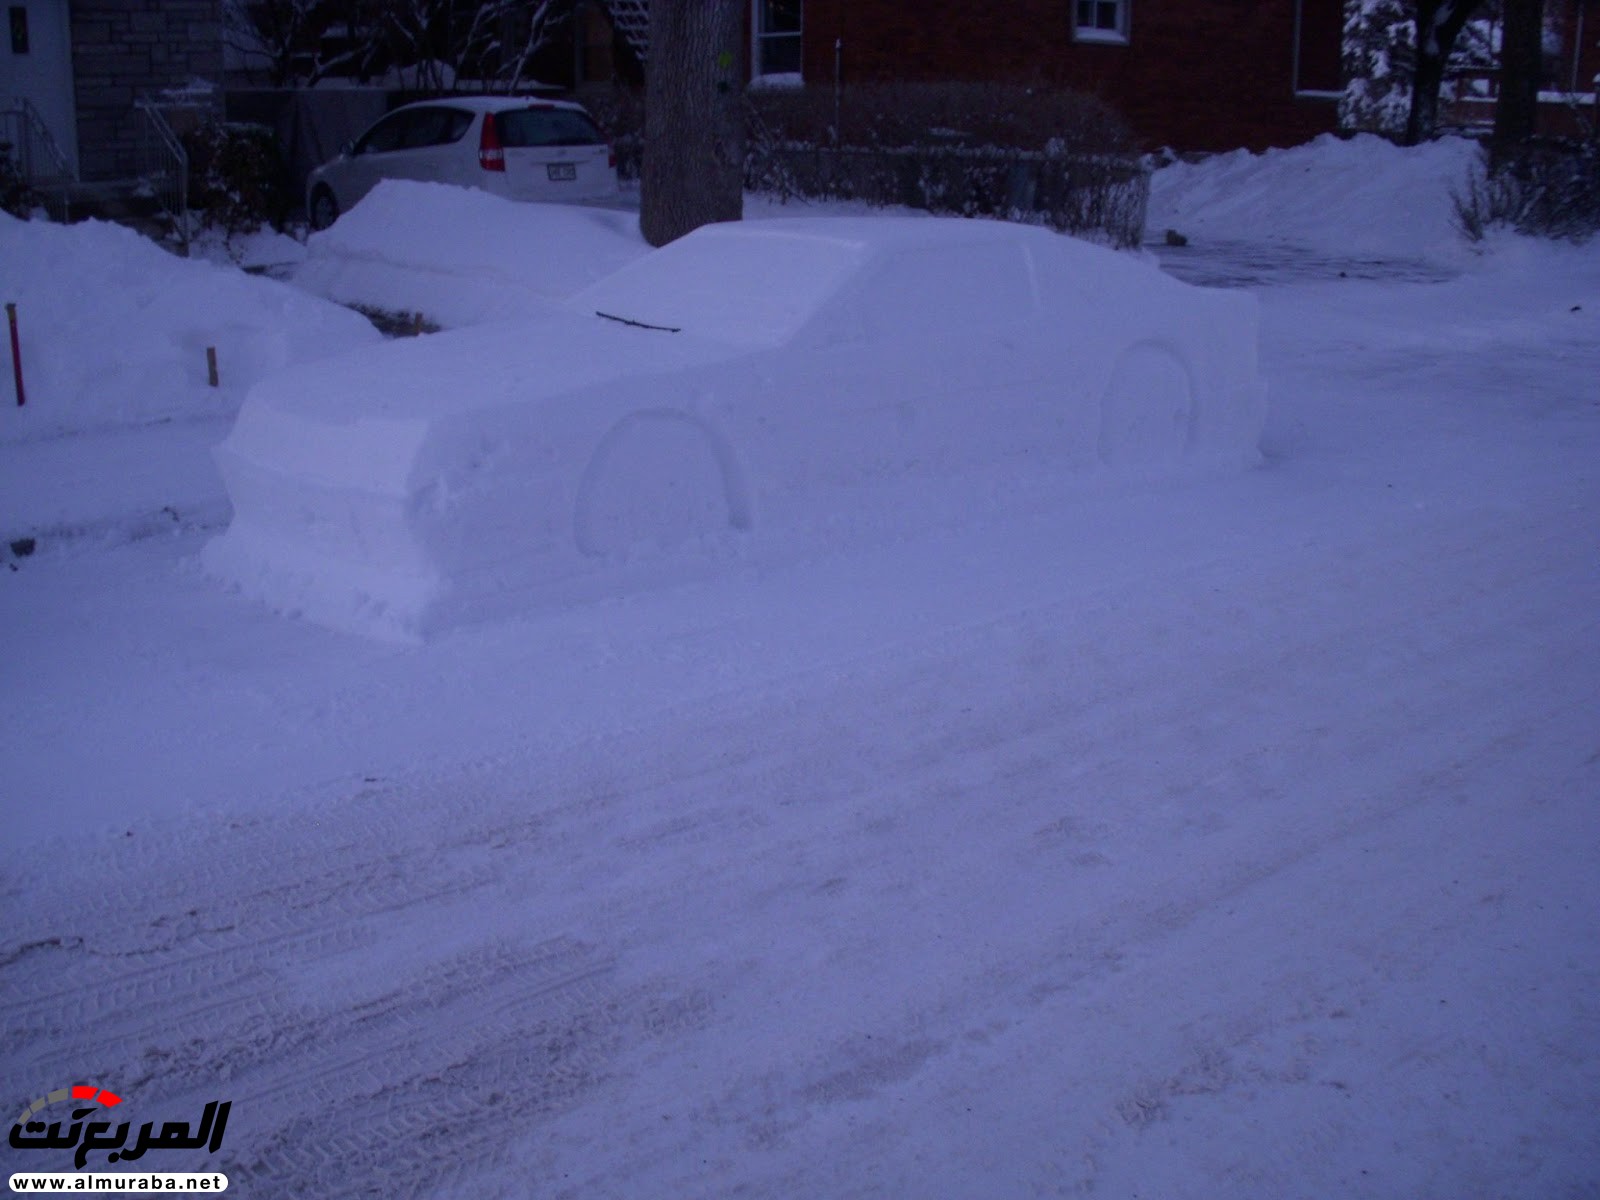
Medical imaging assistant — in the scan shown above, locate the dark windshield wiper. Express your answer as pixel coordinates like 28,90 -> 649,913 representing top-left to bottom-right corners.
596,311 -> 681,333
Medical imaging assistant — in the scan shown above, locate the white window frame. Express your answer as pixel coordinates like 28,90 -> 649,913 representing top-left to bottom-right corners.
1291,0 -> 1343,99
1073,0 -> 1130,46
751,0 -> 803,81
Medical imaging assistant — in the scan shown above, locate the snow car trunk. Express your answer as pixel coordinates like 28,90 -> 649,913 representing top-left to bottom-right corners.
203,314 -> 739,640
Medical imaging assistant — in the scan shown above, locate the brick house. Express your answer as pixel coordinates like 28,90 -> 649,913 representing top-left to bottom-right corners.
775,1 -> 1343,151
3,0 -> 222,184
590,0 -> 1346,152
602,1 -> 1600,151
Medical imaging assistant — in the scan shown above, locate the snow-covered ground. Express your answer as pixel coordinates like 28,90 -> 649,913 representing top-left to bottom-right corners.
2,136 -> 1597,1198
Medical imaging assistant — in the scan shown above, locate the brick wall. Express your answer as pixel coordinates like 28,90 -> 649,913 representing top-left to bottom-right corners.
1550,0 -> 1600,94
796,0 -> 1341,152
69,0 -> 223,181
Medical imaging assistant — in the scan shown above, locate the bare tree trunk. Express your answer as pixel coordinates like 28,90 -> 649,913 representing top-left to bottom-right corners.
1492,0 -> 1544,165
1404,0 -> 1485,145
639,0 -> 744,248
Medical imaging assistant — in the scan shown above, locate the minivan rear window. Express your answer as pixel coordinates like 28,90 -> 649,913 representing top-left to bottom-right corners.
497,108 -> 605,148
406,107 -> 473,148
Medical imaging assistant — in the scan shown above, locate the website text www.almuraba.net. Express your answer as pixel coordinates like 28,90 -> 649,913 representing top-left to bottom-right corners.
10,1173 -> 227,1193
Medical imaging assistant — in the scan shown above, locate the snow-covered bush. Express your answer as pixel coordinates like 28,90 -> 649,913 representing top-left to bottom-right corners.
1454,138 -> 1600,242
581,81 -> 1147,245
745,83 -> 1147,247
183,119 -> 292,236
747,81 -> 1134,158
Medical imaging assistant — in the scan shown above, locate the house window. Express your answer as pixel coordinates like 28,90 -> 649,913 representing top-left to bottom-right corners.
1074,0 -> 1129,45
754,0 -> 802,79
1292,0 -> 1342,96
9,5 -> 29,55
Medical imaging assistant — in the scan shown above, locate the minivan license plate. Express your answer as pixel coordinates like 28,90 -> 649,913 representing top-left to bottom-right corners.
547,163 -> 577,182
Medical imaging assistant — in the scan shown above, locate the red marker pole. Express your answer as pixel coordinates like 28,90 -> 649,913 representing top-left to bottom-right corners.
5,303 -> 22,408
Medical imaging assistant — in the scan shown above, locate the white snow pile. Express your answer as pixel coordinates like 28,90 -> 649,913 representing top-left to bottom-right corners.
1148,132 -> 1483,259
290,180 -> 650,327
204,217 -> 1265,640
190,225 -> 310,273
0,212 -> 379,443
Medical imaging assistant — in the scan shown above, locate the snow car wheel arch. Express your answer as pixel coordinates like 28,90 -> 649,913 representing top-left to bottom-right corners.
573,409 -> 752,559
1096,341 -> 1197,467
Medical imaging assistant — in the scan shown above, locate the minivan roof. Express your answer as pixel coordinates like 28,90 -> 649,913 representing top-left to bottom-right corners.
395,95 -> 589,114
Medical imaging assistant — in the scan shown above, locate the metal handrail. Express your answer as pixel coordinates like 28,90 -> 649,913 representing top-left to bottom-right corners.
134,97 -> 190,253
0,97 -> 73,220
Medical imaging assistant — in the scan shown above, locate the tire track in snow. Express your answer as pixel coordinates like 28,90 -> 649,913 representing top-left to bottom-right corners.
1,775 -> 719,1195
493,498 -> 1598,1198
1,799 -> 507,1091
4,490 -> 1595,1197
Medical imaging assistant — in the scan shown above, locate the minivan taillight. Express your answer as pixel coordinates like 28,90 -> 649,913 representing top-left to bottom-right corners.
594,118 -> 617,170
479,114 -> 506,172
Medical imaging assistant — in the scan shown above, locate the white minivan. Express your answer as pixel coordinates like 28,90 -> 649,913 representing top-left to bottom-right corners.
306,96 -> 618,230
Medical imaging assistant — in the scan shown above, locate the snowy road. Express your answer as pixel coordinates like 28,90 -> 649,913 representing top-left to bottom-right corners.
4,217 -> 1599,1193
5,460 -> 1596,1196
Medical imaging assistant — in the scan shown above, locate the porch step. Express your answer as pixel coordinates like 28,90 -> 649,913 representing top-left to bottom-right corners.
59,179 -> 186,250
606,0 -> 650,63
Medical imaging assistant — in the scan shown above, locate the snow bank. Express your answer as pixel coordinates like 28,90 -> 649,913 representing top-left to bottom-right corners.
291,181 -> 650,328
206,217 -> 1265,640
1148,133 -> 1482,259
0,214 -> 379,442
191,226 -> 309,273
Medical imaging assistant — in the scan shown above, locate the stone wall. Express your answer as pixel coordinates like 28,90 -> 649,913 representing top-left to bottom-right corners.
69,0 -> 223,181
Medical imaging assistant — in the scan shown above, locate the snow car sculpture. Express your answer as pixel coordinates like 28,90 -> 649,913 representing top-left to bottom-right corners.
204,217 -> 1267,638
